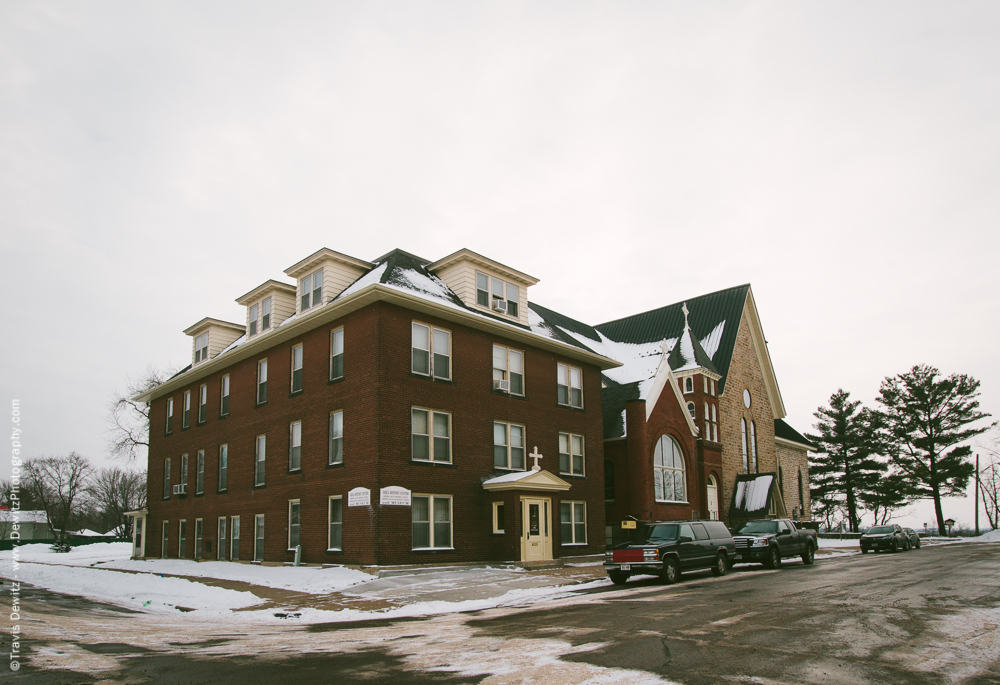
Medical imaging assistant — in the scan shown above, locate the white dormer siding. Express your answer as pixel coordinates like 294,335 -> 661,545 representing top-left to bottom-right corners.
284,248 -> 374,315
236,280 -> 296,338
427,249 -> 538,327
183,318 -> 246,367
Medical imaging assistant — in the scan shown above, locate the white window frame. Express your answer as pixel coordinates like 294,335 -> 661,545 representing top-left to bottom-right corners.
557,363 -> 583,408
220,374 -> 230,417
288,499 -> 301,551
257,358 -> 268,405
741,418 -> 749,473
475,271 -> 519,317
195,450 -> 205,495
165,397 -> 174,434
161,520 -> 169,559
684,376 -> 693,394
712,405 -> 718,442
180,453 -> 188,487
411,407 -> 451,463
558,432 -> 585,476
194,518 -> 203,560
249,303 -> 259,337
686,402 -> 696,420
217,517 -> 227,560
162,457 -> 171,499
198,384 -> 207,424
328,495 -> 343,551
255,434 -> 266,486
182,390 -> 191,429
411,322 -> 451,380
261,296 -> 271,330
493,421 -> 526,471
330,327 -> 344,380
254,514 -> 265,562
300,268 -> 323,312
218,443 -> 228,492
289,421 -> 302,471
231,515 -> 241,561
411,494 -> 453,550
328,410 -> 343,465
291,344 -> 303,393
560,501 -> 587,545
194,332 -> 209,364
750,420 -> 758,473
492,501 -> 505,534
492,345 -> 524,395
178,520 -> 187,559
653,434 -> 687,503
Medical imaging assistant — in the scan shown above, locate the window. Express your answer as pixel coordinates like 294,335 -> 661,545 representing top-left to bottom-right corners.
257,359 -> 268,404
195,450 -> 205,495
684,377 -> 693,394
557,363 -> 583,408
750,420 -> 758,473
180,453 -> 188,488
704,376 -> 709,394
560,502 -> 587,545
411,322 -> 451,380
249,304 -> 259,336
165,398 -> 174,434
604,460 -> 615,502
493,422 -> 525,470
559,433 -> 585,475
195,519 -> 203,560
291,344 -> 303,393
328,496 -> 343,550
231,516 -> 240,561
779,465 -> 785,495
330,327 -> 344,380
328,410 -> 343,465
492,502 -> 505,534
411,495 -> 452,549
798,470 -> 804,509
288,500 -> 301,550
262,296 -> 271,330
704,402 -> 711,439
411,408 -> 451,462
254,514 -> 265,561
711,379 -> 716,396
492,345 -> 524,395
743,389 -> 752,409
686,402 -> 696,420
741,418 -> 749,473
182,391 -> 191,429
711,405 -> 718,442
289,421 -> 302,471
198,384 -> 207,424
299,268 -> 323,311
161,521 -> 169,559
705,403 -> 719,442
178,520 -> 187,558
653,435 -> 687,502
220,375 -> 230,416
163,458 -> 171,499
217,518 -> 227,560
476,271 -> 518,317
255,435 -> 266,486
218,444 -> 228,491
194,332 -> 209,364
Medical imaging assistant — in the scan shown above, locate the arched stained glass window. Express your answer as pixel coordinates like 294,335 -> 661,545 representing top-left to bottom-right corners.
740,418 -> 748,473
653,435 -> 686,503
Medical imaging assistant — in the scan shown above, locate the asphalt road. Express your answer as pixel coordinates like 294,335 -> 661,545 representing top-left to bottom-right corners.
5,542 -> 1000,684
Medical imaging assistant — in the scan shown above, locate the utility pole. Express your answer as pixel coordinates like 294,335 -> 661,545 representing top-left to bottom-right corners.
975,454 -> 980,536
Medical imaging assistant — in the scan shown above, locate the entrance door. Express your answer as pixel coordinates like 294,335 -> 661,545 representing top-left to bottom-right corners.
521,497 -> 552,562
706,475 -> 719,520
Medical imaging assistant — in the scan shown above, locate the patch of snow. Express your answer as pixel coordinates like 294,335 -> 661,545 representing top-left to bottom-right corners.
700,320 -> 725,361
732,475 -> 774,513
0,510 -> 47,524
554,327 -> 671,398
968,529 -> 1000,542
527,307 -> 562,342
483,470 -> 537,485
391,267 -> 455,303
620,409 -> 628,437
277,312 -> 298,327
217,333 -> 247,356
673,328 -> 698,372
337,261 -> 389,299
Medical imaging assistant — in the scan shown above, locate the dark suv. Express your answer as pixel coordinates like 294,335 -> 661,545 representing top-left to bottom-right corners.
604,520 -> 736,585
860,524 -> 908,553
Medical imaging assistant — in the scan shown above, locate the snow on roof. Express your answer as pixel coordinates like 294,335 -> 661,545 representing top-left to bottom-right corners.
218,333 -> 247,357
73,528 -> 115,537
482,470 -> 539,485
0,510 -> 48,524
674,327 -> 699,372
336,261 -> 388,300
527,308 -> 564,343
550,326 -> 673,399
700,320 -> 725,361
732,474 -> 774,514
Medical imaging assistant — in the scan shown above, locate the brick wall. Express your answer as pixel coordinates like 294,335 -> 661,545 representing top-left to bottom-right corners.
776,443 -> 811,519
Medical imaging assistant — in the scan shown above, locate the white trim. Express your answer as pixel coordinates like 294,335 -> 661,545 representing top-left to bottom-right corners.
775,436 -> 814,452
645,349 -> 700,437
743,288 -> 787,419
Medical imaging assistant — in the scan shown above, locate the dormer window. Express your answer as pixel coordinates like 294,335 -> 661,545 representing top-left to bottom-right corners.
300,268 -> 324,311
262,297 -> 271,330
248,304 -> 259,337
475,271 -> 518,318
194,333 -> 209,364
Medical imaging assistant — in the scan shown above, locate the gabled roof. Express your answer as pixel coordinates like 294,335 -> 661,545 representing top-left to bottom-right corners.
667,314 -> 720,376
774,419 -> 816,451
182,317 -> 245,337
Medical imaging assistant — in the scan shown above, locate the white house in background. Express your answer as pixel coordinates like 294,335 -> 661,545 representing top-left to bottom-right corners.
0,510 -> 52,541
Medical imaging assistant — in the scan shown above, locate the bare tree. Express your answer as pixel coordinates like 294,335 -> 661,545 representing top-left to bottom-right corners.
91,467 -> 147,537
978,429 -> 1000,530
106,366 -> 174,464
23,454 -> 95,550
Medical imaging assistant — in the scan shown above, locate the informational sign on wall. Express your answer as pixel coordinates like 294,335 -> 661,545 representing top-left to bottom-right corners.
347,487 -> 371,507
379,486 -> 411,506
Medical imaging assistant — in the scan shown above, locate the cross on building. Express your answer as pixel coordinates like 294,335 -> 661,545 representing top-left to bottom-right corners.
529,446 -> 543,470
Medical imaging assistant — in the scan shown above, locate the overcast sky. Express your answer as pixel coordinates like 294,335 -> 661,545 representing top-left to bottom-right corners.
2,2 -> 998,530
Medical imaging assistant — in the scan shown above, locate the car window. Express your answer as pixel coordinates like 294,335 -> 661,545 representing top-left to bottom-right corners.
707,521 -> 732,539
692,523 -> 709,541
679,524 -> 695,540
778,521 -> 790,534
739,521 -> 778,534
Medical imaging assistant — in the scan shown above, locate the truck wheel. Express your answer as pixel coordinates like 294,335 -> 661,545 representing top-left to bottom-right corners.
764,546 -> 781,569
661,558 -> 680,584
801,544 -> 815,565
711,552 -> 729,577
891,540 -> 898,553
608,572 -> 629,586
861,548 -> 868,554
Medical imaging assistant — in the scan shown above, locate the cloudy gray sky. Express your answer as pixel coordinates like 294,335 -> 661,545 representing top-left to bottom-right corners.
2,1 -> 998,530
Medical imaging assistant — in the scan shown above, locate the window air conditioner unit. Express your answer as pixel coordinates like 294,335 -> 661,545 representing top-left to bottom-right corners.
493,379 -> 510,392
492,298 -> 507,313
173,484 -> 187,495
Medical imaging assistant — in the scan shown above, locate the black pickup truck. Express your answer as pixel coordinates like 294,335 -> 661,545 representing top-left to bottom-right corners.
732,519 -> 818,568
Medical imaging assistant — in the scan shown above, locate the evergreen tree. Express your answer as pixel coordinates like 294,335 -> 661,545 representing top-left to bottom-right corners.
859,468 -> 913,526
806,390 -> 884,532
875,364 -> 994,536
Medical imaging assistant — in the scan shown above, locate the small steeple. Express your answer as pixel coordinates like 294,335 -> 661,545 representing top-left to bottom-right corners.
682,302 -> 690,330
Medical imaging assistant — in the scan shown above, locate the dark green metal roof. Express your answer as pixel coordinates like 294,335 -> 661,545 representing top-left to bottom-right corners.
601,380 -> 641,440
527,302 -> 603,352
666,327 -> 720,375
774,418 -> 816,450
595,284 -> 749,394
